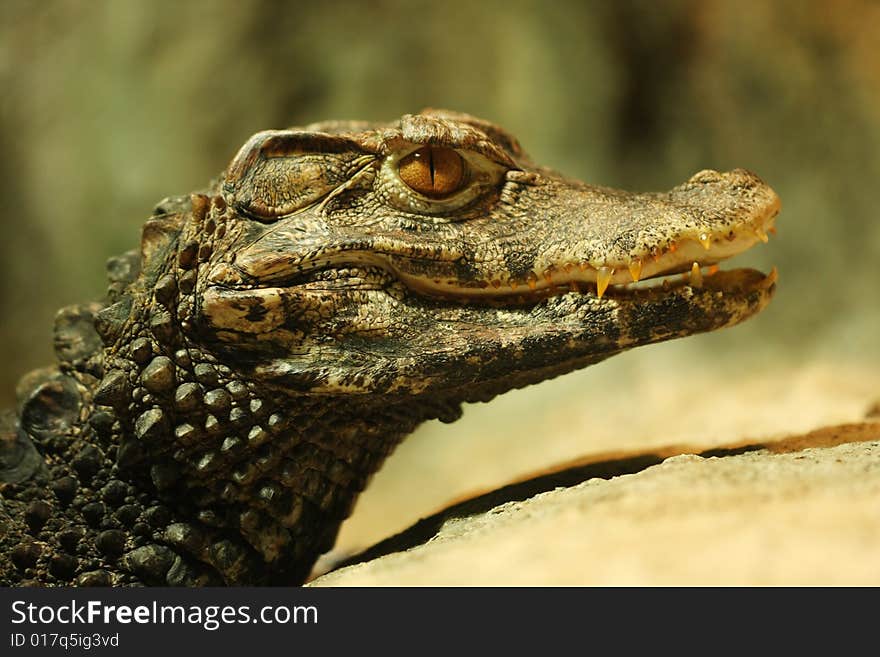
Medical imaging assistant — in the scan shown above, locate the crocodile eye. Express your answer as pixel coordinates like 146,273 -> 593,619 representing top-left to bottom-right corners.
398,146 -> 465,198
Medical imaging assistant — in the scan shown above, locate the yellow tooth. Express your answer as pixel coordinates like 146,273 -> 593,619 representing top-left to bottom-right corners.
491,279 -> 501,289
526,272 -> 538,290
766,266 -> 778,284
596,267 -> 613,299
628,259 -> 642,283
768,226 -> 777,236
543,269 -> 554,284
689,261 -> 703,288
699,233 -> 712,250
562,263 -> 574,274
578,261 -> 590,272
755,227 -> 769,243
569,281 -> 580,293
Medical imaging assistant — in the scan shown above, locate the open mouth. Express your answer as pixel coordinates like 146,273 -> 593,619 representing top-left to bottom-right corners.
209,216 -> 779,311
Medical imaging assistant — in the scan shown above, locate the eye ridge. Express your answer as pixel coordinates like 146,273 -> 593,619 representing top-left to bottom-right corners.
398,145 -> 465,198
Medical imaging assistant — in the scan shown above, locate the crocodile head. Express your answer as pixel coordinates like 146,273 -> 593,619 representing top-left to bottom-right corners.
2,110 -> 779,587
189,109 -> 778,405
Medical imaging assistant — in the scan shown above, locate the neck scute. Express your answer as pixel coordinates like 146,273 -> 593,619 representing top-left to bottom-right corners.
109,347 -> 418,583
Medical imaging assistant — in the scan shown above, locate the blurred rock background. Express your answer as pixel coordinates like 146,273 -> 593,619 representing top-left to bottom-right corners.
1,0 -> 878,558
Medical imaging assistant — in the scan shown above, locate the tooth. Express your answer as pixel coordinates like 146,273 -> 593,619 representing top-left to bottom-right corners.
578,261 -> 590,272
707,264 -> 719,275
491,279 -> 501,289
689,261 -> 703,288
543,269 -> 553,284
562,263 -> 574,274
569,281 -> 580,293
526,272 -> 538,290
596,267 -> 613,299
755,227 -> 769,243
628,259 -> 642,283
509,279 -> 519,289
699,233 -> 712,250
668,242 -> 677,253
768,226 -> 777,236
766,266 -> 778,284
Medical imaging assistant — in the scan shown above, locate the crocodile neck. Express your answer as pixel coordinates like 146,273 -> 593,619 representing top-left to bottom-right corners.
1,205 -> 444,586
85,209 -> 441,585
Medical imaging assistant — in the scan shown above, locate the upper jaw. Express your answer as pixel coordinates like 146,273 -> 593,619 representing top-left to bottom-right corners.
395,167 -> 781,300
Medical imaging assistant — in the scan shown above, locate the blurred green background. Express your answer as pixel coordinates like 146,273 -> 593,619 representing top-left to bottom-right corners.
1,0 -> 878,555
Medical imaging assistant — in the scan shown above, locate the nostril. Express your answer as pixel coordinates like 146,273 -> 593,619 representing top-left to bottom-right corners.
689,169 -> 723,184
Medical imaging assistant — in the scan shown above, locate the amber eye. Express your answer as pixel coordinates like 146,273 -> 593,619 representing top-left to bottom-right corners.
397,146 -> 465,198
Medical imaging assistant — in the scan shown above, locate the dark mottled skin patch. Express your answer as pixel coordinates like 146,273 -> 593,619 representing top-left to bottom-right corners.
243,302 -> 271,323
504,244 -> 540,281
452,256 -> 480,282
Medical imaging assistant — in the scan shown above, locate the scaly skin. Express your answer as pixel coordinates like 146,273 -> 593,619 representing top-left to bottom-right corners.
0,110 -> 779,586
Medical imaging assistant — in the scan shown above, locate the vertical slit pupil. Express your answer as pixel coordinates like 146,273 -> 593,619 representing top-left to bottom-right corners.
397,145 -> 464,197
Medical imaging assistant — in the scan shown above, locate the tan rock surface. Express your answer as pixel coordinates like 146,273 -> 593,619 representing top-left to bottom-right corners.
318,356 -> 880,584
312,421 -> 880,586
